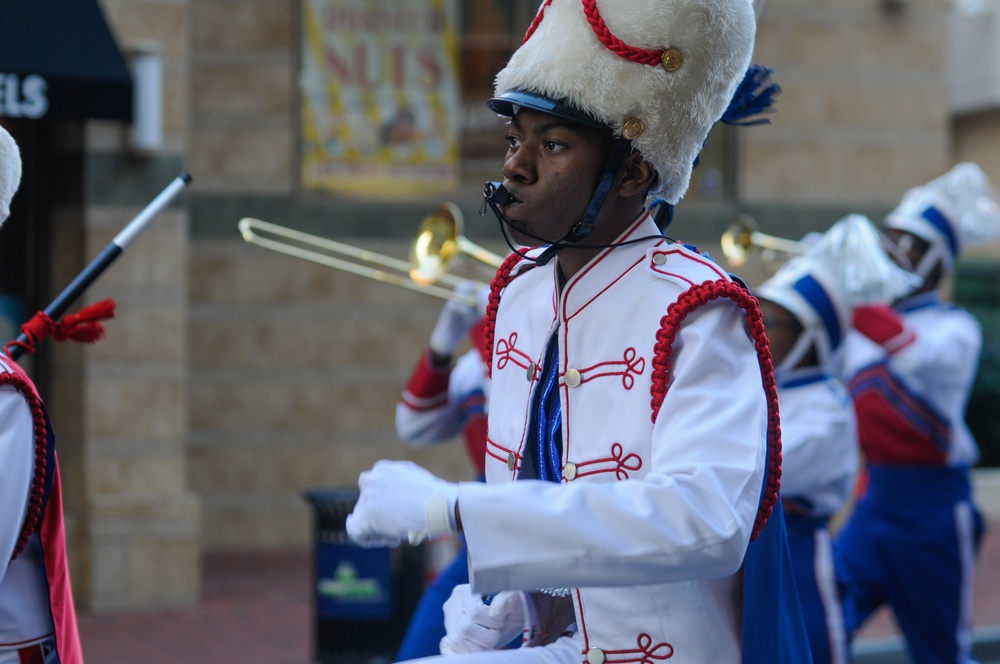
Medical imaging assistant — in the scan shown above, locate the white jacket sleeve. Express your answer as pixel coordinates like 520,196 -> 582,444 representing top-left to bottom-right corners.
0,384 -> 37,584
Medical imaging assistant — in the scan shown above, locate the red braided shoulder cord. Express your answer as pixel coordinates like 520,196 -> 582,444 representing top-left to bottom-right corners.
522,0 -> 666,66
3,298 -> 116,358
649,279 -> 781,542
1,373 -> 49,562
485,252 -> 525,379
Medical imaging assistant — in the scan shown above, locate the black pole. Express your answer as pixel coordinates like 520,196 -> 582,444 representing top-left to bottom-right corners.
7,172 -> 192,360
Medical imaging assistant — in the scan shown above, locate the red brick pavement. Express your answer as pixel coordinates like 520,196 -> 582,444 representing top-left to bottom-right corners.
76,522 -> 1000,663
77,550 -> 313,664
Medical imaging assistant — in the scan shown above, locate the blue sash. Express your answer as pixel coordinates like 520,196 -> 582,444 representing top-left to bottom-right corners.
742,499 -> 815,663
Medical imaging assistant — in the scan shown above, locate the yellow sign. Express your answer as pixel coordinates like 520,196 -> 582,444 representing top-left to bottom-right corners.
301,0 -> 460,196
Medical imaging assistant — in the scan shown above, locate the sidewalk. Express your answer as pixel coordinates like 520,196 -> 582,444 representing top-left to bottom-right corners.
77,523 -> 1000,664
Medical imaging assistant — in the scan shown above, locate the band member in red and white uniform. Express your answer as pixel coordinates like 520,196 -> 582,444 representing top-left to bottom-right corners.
0,126 -> 85,663
394,280 -> 493,661
346,0 -> 814,661
396,281 -> 490,478
834,163 -> 1000,664
755,214 -> 917,664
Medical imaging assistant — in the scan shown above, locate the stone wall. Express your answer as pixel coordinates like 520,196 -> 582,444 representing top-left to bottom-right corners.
747,0 -> 951,208
52,0 -> 199,610
189,236 -> 487,550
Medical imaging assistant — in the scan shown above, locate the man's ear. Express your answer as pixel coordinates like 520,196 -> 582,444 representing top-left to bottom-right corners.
617,151 -> 656,198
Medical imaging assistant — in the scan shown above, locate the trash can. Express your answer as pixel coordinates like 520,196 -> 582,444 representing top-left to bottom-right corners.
304,487 -> 426,664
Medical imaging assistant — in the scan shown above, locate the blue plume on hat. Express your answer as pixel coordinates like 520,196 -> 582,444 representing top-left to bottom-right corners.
655,65 -> 780,231
721,64 -> 781,127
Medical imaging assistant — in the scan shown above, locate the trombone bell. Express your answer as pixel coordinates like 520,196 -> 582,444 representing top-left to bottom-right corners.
409,202 -> 505,286
721,214 -> 807,268
410,203 -> 462,286
721,215 -> 755,267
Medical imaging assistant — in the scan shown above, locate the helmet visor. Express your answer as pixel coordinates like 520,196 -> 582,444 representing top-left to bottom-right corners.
488,89 -> 608,129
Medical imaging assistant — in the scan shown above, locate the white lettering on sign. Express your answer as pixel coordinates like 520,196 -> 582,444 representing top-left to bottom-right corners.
0,74 -> 49,119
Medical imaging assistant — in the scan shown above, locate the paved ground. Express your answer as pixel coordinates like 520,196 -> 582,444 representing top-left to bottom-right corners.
76,521 -> 1000,664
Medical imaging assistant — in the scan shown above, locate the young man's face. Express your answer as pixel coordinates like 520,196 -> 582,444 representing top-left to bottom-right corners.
496,107 -> 613,247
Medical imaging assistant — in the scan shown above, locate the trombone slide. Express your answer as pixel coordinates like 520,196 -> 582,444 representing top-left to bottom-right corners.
238,217 -> 484,306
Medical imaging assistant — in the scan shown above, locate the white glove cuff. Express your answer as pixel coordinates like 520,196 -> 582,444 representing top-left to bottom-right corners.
426,492 -> 458,538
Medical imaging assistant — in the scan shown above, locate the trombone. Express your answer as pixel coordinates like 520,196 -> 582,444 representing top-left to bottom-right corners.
720,214 -> 807,268
238,203 -> 506,306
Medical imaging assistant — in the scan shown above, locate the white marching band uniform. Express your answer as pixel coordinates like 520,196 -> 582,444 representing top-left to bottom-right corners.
832,162 -> 1000,663
0,355 -> 83,664
777,370 -> 857,521
456,212 -> 768,663
774,368 -> 855,664
0,379 -> 49,659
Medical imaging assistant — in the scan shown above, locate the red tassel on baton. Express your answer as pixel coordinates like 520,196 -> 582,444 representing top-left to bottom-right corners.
4,298 -> 117,357
4,172 -> 191,362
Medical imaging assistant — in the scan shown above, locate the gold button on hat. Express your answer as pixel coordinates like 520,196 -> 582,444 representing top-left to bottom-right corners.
622,118 -> 644,140
563,461 -> 578,481
587,648 -> 607,664
661,47 -> 683,72
565,368 -> 582,388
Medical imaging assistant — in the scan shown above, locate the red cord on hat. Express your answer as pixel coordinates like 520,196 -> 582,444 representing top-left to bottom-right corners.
522,0 -> 666,66
581,0 -> 665,65
4,298 -> 117,357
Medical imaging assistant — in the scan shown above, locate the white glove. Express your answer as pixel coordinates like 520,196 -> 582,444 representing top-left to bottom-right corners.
346,460 -> 459,547
440,584 -> 526,655
429,281 -> 489,357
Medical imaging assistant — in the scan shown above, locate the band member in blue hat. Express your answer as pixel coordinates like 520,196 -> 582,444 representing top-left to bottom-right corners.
835,162 -> 1000,664
756,214 -> 917,664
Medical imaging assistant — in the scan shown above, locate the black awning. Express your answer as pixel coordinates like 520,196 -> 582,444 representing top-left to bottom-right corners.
0,0 -> 133,122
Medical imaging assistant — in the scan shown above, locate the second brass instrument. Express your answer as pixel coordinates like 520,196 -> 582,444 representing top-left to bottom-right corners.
721,214 -> 807,268
238,203 -> 505,306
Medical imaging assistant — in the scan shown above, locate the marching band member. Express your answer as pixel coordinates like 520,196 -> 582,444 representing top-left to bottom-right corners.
395,281 -> 493,661
0,126 -> 85,663
754,215 -> 917,664
834,162 -> 1000,664
347,0 -> 812,661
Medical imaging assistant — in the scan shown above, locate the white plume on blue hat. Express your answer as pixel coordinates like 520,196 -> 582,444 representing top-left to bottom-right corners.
883,162 -> 1000,279
491,0 -> 757,205
757,214 -> 920,374
0,125 -> 21,226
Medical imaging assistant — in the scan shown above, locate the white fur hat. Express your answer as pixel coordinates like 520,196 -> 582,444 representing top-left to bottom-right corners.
0,125 -> 21,226
757,214 -> 919,373
490,0 -> 756,204
884,162 -> 1000,277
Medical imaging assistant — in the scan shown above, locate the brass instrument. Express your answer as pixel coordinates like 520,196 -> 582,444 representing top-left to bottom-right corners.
238,203 -> 505,305
408,202 -> 505,284
720,214 -> 807,268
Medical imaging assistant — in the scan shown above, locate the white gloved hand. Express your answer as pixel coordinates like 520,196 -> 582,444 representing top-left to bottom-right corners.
429,281 -> 488,357
346,460 -> 459,547
440,584 -> 526,655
